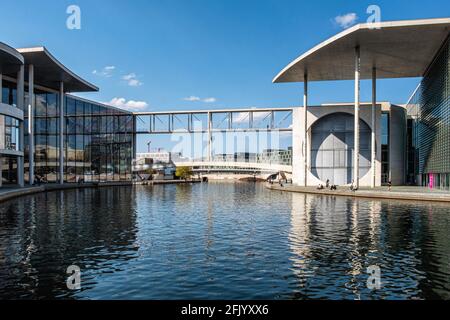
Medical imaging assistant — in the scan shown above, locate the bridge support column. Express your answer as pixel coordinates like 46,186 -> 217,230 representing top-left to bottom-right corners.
354,46 -> 361,189
303,73 -> 308,187
371,67 -> 377,188
207,112 -> 212,161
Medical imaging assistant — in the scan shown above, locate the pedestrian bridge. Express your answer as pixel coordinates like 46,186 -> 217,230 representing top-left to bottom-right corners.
133,107 -> 294,177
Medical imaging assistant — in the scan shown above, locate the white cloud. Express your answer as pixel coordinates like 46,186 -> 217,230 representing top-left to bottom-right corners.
229,110 -> 273,124
202,97 -> 216,103
92,66 -> 116,77
122,73 -> 143,87
107,97 -> 149,111
334,13 -> 358,29
183,96 -> 217,103
183,96 -> 201,102
233,112 -> 251,123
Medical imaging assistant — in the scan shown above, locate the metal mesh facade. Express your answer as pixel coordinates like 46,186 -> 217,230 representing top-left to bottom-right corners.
407,35 -> 450,188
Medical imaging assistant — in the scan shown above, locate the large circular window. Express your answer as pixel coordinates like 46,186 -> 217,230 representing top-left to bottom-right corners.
310,113 -> 371,185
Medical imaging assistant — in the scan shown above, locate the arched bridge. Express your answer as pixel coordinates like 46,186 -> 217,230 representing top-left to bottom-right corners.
174,160 -> 292,177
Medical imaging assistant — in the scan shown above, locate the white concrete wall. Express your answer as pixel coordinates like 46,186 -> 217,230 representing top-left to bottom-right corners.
292,103 -> 384,187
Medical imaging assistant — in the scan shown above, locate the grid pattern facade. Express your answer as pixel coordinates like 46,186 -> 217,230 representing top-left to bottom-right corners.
407,35 -> 450,189
64,97 -> 134,183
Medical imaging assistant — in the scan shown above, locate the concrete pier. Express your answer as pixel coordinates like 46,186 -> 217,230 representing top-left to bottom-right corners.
267,184 -> 450,203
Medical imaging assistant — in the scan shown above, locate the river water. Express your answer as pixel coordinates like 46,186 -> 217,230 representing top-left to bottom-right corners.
0,183 -> 449,300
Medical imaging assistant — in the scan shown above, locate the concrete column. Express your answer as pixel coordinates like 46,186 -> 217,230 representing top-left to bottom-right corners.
132,116 -> 137,160
17,65 -> 25,187
28,65 -> 35,185
207,112 -> 212,161
59,82 -> 65,184
371,67 -> 377,188
0,73 -> 2,187
303,73 -> 308,187
354,47 -> 361,189
270,111 -> 275,130
0,73 -> 3,103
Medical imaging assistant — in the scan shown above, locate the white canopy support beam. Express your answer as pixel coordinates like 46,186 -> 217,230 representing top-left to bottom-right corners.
354,46 -> 361,189
372,67 -> 377,188
303,73 -> 308,187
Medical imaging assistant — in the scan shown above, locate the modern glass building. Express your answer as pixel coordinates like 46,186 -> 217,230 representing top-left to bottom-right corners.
407,35 -> 450,189
0,44 -> 134,189
27,94 -> 134,184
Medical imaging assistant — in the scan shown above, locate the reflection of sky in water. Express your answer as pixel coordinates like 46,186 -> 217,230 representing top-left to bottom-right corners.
0,184 -> 449,300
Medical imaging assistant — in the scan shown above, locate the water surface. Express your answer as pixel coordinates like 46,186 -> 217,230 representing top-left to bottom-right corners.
0,183 -> 449,300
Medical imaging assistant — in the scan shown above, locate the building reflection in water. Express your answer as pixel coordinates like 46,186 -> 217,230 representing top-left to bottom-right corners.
288,194 -> 450,300
0,184 -> 449,300
0,188 -> 139,299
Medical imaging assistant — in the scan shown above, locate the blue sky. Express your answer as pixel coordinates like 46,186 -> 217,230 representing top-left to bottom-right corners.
1,0 -> 449,154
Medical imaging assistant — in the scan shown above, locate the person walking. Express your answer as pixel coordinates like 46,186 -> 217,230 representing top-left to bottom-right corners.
388,180 -> 392,192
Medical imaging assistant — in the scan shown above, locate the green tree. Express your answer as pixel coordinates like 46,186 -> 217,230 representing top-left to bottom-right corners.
175,166 -> 193,180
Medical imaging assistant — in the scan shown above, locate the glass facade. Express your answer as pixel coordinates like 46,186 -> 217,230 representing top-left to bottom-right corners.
1,79 -> 21,186
1,47 -> 135,188
25,90 -> 60,183
310,113 -> 372,185
407,35 -> 450,190
0,115 -> 20,151
1,156 -> 18,185
23,91 -> 134,184
63,97 -> 134,183
1,79 -> 17,107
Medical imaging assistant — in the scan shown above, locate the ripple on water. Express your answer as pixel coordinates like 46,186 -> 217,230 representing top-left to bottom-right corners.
0,183 -> 449,300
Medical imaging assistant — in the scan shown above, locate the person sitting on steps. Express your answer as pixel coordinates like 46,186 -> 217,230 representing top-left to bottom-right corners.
350,180 -> 358,192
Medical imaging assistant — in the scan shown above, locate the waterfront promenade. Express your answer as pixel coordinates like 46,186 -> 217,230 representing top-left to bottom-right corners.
0,182 -> 131,203
267,184 -> 450,203
0,180 -> 204,203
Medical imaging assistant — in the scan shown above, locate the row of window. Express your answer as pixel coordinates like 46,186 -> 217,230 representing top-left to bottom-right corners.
0,115 -> 20,151
30,115 -> 134,135
2,83 -> 131,118
2,81 -> 17,107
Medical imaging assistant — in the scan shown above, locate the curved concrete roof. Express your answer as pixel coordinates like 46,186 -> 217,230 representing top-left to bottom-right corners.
16,47 -> 98,93
0,42 -> 24,75
273,18 -> 450,83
